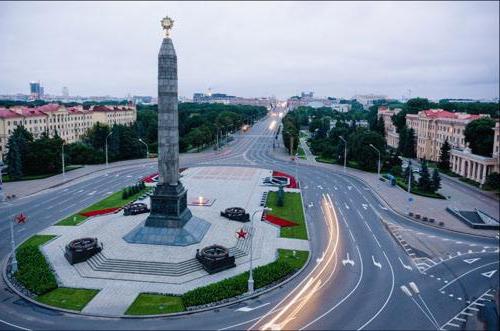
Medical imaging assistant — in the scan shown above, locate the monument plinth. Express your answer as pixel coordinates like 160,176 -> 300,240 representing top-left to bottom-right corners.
124,16 -> 210,246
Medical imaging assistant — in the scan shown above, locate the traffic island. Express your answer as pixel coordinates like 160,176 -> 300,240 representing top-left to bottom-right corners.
4,166 -> 310,317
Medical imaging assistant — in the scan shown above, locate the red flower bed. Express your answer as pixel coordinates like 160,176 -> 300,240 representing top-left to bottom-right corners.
264,214 -> 298,227
272,171 -> 299,189
80,208 -> 120,217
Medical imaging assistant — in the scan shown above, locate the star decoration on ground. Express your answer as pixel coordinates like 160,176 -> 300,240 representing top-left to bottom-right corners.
15,213 -> 27,224
236,228 -> 248,239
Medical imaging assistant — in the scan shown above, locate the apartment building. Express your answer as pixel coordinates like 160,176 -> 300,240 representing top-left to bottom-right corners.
0,103 -> 136,155
377,106 -> 401,148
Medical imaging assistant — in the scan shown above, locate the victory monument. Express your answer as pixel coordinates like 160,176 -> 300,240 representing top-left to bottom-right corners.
124,16 -> 210,246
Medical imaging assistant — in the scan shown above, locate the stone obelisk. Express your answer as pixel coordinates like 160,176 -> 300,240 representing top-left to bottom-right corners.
145,16 -> 192,228
124,16 -> 210,246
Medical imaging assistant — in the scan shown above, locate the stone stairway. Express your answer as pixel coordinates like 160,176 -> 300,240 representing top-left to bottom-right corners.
84,225 -> 253,277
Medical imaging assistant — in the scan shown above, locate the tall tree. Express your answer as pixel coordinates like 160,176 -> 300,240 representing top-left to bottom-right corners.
418,161 -> 432,192
464,118 -> 496,157
438,139 -> 451,171
430,168 -> 441,193
407,128 -> 417,158
5,126 -> 33,179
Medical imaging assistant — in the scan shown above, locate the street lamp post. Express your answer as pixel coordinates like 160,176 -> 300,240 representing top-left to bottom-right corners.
339,136 -> 347,172
61,143 -> 65,177
407,160 -> 412,214
9,217 -> 18,273
105,131 -> 113,169
248,207 -> 272,294
138,138 -> 149,159
0,160 -> 5,202
369,144 -> 381,178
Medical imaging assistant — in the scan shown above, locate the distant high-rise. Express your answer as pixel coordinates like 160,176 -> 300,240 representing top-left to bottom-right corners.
29,81 -> 42,99
62,86 -> 69,97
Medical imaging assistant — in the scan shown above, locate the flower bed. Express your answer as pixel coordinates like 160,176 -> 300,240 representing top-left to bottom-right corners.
264,214 -> 298,227
272,171 -> 298,188
80,207 -> 120,217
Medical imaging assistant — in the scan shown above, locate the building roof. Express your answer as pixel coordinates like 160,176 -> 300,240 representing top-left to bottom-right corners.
421,109 -> 481,120
0,108 -> 21,119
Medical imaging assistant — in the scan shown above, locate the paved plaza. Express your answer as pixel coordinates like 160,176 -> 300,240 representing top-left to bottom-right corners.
37,166 -> 309,316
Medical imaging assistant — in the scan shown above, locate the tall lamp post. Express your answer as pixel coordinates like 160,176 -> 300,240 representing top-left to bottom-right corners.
0,160 -> 5,202
105,131 -> 113,169
9,217 -> 18,273
369,144 -> 381,178
61,142 -> 65,177
339,136 -> 347,172
407,160 -> 413,214
138,138 -> 149,159
248,207 -> 272,294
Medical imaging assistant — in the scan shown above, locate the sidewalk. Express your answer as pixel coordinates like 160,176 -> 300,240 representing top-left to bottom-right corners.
274,145 -> 499,238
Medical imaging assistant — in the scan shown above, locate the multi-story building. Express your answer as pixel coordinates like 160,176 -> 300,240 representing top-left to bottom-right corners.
377,106 -> 401,148
378,106 -> 498,184
29,81 -> 43,100
352,94 -> 388,110
449,122 -> 500,184
0,103 -> 136,156
406,109 -> 485,162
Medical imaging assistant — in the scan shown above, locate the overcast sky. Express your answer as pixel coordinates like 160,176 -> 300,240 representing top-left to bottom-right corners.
0,1 -> 498,100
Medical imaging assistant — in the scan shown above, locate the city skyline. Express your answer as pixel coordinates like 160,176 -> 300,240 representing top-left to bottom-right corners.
0,1 -> 499,100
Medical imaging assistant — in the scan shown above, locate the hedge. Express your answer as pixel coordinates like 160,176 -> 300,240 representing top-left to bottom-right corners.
15,245 -> 57,295
182,260 -> 294,307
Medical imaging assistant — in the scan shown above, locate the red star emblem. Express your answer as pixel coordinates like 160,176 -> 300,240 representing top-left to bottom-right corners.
236,228 -> 248,239
15,213 -> 27,224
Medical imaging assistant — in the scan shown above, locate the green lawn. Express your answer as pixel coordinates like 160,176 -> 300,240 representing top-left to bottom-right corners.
36,288 -> 99,311
56,187 -> 150,226
315,156 -> 336,164
3,166 -> 83,183
395,178 -> 446,199
266,191 -> 308,240
278,248 -> 308,269
125,294 -> 185,315
297,146 -> 306,159
18,235 -> 57,250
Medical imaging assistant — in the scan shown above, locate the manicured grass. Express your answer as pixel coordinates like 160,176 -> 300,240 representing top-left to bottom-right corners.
3,166 -> 83,182
266,191 -> 308,240
278,248 -> 308,269
18,235 -> 57,250
315,156 -> 335,164
125,294 -> 185,315
56,187 -> 150,226
36,288 -> 99,311
395,178 -> 446,199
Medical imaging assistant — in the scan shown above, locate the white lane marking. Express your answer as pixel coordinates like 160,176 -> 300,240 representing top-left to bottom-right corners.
399,257 -> 413,271
333,186 -> 338,191
344,203 -> 350,210
362,204 -> 368,210
342,253 -> 355,266
371,255 -> 382,269
364,221 -> 373,233
378,204 -> 387,210
88,190 -> 96,196
372,234 -> 382,248
77,189 -> 84,193
439,261 -> 499,291
358,251 -> 394,330
299,246 -> 364,330
317,185 -> 323,190
481,270 -> 497,278
463,258 -> 480,264
347,185 -> 352,190
440,289 -> 493,330
348,228 -> 356,243
236,302 -> 270,312
0,319 -> 30,331
356,210 -> 364,219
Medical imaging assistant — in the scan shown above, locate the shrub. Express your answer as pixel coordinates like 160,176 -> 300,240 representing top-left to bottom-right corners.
182,261 -> 295,307
122,189 -> 128,200
15,246 -> 57,295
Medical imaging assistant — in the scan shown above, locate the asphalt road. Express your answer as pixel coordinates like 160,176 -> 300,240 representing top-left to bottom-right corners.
0,113 -> 498,330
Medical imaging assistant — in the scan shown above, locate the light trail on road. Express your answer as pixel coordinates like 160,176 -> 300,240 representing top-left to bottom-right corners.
250,193 -> 341,331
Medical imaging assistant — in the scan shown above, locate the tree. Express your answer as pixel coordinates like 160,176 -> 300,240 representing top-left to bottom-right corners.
403,160 -> 415,185
407,128 -> 417,158
418,161 -> 432,192
5,126 -> 33,179
438,139 -> 451,171
407,98 -> 432,114
24,132 -> 63,176
464,118 -> 496,157
349,128 -> 387,171
483,172 -> 499,191
430,168 -> 441,193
